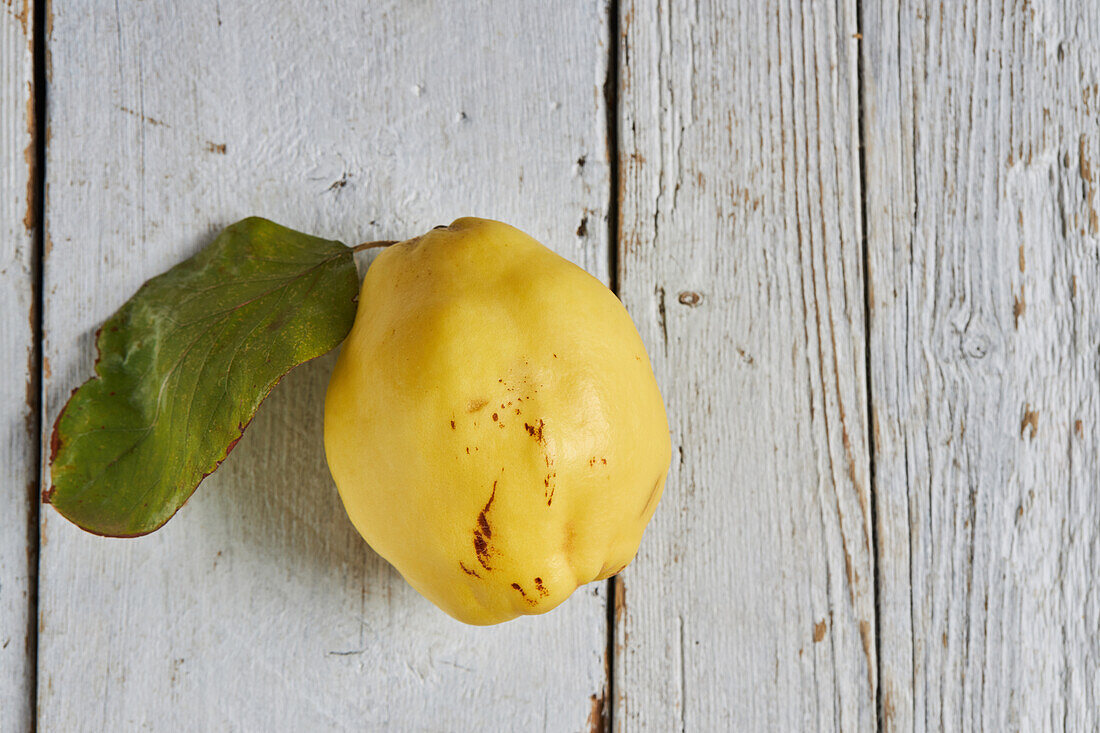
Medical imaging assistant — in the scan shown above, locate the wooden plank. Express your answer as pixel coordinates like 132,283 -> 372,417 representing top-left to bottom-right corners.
863,1 -> 1100,729
39,2 -> 611,729
0,0 -> 36,730
613,0 -> 875,729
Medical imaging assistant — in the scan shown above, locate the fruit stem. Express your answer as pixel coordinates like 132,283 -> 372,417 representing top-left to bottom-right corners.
351,240 -> 398,253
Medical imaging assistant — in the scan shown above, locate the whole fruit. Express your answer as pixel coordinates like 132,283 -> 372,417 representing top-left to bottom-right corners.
324,218 -> 670,624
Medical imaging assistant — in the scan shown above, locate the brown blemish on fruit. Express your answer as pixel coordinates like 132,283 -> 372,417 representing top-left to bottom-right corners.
450,420 -> 456,429
534,577 -> 548,597
544,471 -> 557,505
473,534 -> 490,568
524,419 -> 545,444
473,481 -> 498,570
479,482 -> 496,520
510,582 -> 536,605
813,619 -> 827,642
467,398 -> 488,412
459,562 -> 480,578
492,412 -> 498,421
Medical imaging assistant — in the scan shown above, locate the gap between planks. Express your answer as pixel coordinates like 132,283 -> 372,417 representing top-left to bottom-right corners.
603,0 -> 622,731
27,0 -> 48,728
852,0 -> 885,730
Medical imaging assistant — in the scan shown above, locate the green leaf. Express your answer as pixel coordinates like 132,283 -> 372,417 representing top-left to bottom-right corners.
46,217 -> 358,537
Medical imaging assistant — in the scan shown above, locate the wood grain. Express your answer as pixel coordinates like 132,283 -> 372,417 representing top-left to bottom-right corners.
0,0 -> 36,730
39,2 -> 612,729
863,0 -> 1100,729
613,0 -> 876,729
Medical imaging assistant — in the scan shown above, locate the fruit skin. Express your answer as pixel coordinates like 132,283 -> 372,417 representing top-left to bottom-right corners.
324,218 -> 670,625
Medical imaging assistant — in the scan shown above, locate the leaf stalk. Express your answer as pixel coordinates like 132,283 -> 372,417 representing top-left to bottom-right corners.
351,240 -> 398,253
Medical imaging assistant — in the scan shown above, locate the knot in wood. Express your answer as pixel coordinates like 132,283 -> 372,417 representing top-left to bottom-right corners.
677,291 -> 702,307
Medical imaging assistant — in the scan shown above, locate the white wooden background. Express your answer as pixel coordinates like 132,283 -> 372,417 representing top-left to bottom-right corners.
2,0 -> 1098,731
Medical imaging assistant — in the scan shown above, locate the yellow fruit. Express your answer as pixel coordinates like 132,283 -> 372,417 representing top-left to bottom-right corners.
323,218 -> 670,625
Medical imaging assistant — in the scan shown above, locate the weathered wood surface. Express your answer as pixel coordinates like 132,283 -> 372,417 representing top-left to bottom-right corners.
0,0 -> 36,730
38,2 -> 611,730
863,0 -> 1100,730
3,0 -> 1098,729
614,0 -> 876,729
